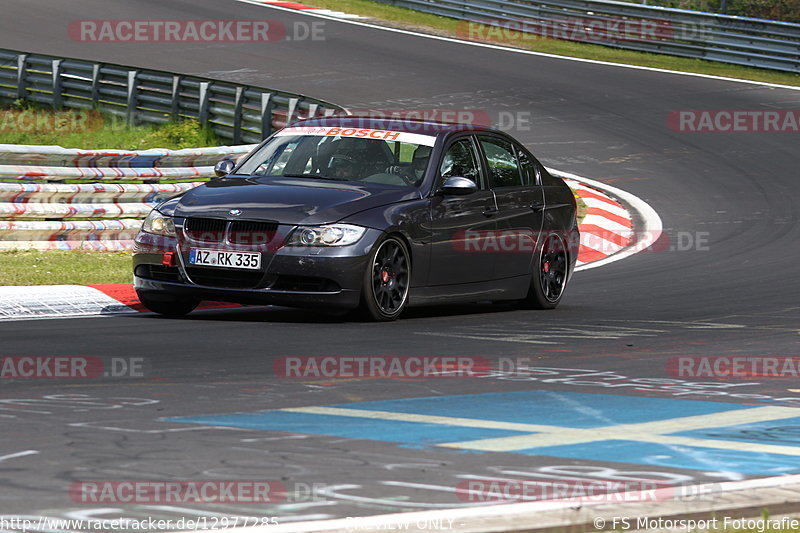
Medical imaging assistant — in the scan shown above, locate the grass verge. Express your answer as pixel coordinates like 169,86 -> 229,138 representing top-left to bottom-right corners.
0,102 -> 222,149
306,0 -> 800,87
0,250 -> 133,286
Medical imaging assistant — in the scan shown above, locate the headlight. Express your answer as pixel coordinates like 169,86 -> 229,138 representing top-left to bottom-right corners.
141,210 -> 176,237
286,224 -> 366,246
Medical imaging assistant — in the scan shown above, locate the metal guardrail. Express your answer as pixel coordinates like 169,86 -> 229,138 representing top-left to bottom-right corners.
373,0 -> 800,73
0,48 -> 344,143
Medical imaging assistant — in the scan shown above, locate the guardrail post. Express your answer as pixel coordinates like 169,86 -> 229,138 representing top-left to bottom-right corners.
171,75 -> 182,121
51,59 -> 63,110
90,64 -> 100,108
198,82 -> 210,125
260,92 -> 274,139
287,97 -> 300,124
126,70 -> 139,125
233,86 -> 244,145
16,54 -> 28,100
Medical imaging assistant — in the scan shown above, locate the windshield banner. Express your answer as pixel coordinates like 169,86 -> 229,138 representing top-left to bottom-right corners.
275,126 -> 437,146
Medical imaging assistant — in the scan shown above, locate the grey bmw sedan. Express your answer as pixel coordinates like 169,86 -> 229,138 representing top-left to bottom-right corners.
133,117 -> 579,321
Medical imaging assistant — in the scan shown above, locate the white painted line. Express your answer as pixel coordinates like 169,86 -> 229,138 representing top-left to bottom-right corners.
234,0 -> 800,91
0,450 -> 39,462
282,406 -> 557,432
312,9 -> 365,19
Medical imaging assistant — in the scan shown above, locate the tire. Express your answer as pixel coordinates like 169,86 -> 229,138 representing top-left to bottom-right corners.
357,236 -> 411,322
520,232 -> 569,310
136,291 -> 199,317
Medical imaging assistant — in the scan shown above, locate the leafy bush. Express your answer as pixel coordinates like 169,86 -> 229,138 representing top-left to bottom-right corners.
138,119 -> 221,150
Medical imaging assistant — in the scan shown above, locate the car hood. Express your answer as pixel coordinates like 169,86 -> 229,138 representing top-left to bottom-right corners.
172,176 -> 421,225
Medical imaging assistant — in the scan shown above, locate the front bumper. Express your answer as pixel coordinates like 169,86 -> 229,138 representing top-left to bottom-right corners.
133,227 -> 383,310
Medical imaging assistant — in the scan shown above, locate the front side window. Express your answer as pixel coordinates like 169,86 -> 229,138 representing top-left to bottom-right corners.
236,126 -> 436,188
479,136 -> 523,188
438,138 -> 485,189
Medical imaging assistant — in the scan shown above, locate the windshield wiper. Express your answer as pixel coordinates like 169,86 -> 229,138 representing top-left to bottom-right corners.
282,173 -> 345,181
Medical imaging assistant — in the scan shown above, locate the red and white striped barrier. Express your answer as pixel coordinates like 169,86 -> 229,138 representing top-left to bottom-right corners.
0,182 -> 202,221
0,144 -> 255,167
0,220 -> 141,251
0,163 -> 217,182
0,144 -> 255,250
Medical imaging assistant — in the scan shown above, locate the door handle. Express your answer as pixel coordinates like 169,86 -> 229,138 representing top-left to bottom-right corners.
529,202 -> 545,212
482,207 -> 498,217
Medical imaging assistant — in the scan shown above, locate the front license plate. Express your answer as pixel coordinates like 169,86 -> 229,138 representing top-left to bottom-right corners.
188,249 -> 261,270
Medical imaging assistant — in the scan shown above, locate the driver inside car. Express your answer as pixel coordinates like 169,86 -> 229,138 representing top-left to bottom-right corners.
328,153 -> 360,180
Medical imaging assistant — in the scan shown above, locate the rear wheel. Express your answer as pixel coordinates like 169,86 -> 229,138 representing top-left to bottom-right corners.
358,236 -> 410,321
520,232 -> 568,310
136,291 -> 199,317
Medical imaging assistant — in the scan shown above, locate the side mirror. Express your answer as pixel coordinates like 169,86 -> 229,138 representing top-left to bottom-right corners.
439,176 -> 478,196
214,160 -> 236,177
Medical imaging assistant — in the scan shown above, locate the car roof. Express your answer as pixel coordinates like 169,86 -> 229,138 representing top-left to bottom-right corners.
291,116 -> 498,136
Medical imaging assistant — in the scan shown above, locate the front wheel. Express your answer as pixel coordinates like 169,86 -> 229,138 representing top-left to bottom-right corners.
136,291 -> 199,317
357,236 -> 411,322
519,232 -> 569,310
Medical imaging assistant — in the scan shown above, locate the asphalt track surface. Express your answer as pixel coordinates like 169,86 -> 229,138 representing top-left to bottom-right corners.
1,0 -> 799,527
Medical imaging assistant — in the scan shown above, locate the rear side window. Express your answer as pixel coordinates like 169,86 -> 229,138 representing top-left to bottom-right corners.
516,147 -> 540,186
479,137 -> 523,188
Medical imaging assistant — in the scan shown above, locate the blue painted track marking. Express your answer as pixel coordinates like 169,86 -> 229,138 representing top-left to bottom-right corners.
165,391 -> 800,475
674,416 -> 800,445
162,410 -> 529,445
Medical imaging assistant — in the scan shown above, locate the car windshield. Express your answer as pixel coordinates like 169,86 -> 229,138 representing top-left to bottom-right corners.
236,126 -> 437,188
